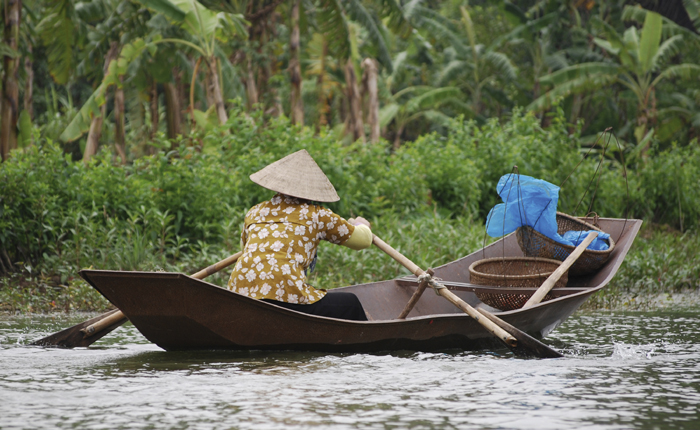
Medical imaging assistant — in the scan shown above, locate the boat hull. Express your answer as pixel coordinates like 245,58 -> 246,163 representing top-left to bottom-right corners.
80,217 -> 642,353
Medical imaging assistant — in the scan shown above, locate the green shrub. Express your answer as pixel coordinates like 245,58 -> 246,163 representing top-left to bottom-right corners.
1,107 -> 698,312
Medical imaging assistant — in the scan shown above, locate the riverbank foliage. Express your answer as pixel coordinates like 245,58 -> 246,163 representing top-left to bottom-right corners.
1,109 -> 699,312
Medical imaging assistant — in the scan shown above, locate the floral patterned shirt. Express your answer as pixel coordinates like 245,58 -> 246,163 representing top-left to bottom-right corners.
227,194 -> 356,304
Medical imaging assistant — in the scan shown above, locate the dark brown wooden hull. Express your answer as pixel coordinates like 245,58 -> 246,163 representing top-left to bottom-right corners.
79,217 -> 642,353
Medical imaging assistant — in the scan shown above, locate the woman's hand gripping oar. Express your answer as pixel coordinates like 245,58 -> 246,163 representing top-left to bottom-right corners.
372,235 -> 563,358
30,251 -> 243,348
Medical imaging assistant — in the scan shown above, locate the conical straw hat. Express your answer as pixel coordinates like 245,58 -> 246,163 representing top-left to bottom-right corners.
250,149 -> 340,202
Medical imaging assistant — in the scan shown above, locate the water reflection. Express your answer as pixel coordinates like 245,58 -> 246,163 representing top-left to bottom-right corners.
1,310 -> 699,429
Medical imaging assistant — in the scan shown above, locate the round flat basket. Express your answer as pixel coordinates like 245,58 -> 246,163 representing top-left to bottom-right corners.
516,212 -> 615,277
469,257 -> 567,311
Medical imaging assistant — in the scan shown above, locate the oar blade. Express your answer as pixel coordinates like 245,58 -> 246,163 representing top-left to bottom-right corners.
477,308 -> 563,358
29,309 -> 128,348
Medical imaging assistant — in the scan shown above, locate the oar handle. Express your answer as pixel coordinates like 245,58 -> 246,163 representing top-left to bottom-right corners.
81,251 -> 243,338
372,235 -> 517,348
522,231 -> 598,309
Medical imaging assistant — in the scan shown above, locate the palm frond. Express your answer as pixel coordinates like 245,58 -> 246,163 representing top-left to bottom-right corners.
379,103 -> 399,128
491,12 -> 556,49
623,4 -> 700,41
317,0 -> 351,60
414,15 -> 470,58
345,0 -> 393,72
638,11 -> 663,75
408,5 -> 460,35
440,98 -> 476,119
406,86 -> 462,113
61,39 -> 154,142
539,62 -> 621,86
529,72 -> 620,112
683,0 -> 700,30
374,0 -> 411,37
482,51 -> 517,81
544,52 -> 569,71
438,60 -> 468,86
134,0 -> 187,22
651,34 -> 684,71
652,63 -> 700,86
36,0 -> 76,84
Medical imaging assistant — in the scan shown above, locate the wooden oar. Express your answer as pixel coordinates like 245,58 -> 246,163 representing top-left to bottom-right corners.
30,251 -> 242,348
522,231 -> 597,309
372,235 -> 563,358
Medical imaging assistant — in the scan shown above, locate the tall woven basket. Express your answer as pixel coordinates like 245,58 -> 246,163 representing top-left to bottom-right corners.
516,212 -> 615,277
469,257 -> 567,311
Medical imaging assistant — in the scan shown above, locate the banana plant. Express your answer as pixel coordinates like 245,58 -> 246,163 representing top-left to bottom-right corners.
380,85 -> 467,149
529,10 -> 700,155
408,4 -> 517,116
60,0 -> 246,144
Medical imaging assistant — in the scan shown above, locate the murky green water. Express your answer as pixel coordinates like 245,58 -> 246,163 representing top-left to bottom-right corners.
1,309 -> 699,430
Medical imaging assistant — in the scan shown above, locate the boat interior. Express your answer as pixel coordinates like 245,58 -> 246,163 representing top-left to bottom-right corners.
344,217 -> 642,321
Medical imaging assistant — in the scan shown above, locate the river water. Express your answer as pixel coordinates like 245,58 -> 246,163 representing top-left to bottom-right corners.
1,309 -> 699,430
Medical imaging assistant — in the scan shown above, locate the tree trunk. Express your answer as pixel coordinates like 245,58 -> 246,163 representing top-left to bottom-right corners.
114,78 -> 127,164
245,53 -> 259,110
1,0 -> 21,162
344,59 -> 364,143
207,57 -> 228,124
150,79 -> 159,143
24,43 -> 33,120
393,123 -> 404,150
83,42 -> 119,163
204,62 -> 216,109
83,104 -> 106,162
316,37 -> 328,133
164,82 -> 182,140
289,0 -> 303,125
362,58 -> 379,143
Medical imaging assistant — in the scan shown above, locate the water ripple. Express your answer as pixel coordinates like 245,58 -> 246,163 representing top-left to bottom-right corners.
1,310 -> 699,429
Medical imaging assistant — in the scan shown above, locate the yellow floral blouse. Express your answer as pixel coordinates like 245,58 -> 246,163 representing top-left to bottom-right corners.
227,194 -> 356,304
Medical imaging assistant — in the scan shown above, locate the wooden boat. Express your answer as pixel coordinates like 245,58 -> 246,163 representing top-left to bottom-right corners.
80,217 -> 642,353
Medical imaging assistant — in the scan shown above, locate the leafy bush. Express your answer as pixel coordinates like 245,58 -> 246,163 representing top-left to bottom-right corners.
1,107 -> 699,312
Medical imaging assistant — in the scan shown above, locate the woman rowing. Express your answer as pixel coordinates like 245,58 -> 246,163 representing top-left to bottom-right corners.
227,149 -> 372,321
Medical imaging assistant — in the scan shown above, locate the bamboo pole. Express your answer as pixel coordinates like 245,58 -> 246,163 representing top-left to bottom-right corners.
522,231 -> 597,309
372,235 -> 517,348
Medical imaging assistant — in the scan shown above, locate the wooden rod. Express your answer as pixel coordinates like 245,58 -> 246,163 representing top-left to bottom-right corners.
191,251 -> 243,280
81,310 -> 126,336
372,235 -> 517,347
397,268 -> 434,319
372,235 -> 423,275
522,231 -> 598,309
81,251 -> 242,338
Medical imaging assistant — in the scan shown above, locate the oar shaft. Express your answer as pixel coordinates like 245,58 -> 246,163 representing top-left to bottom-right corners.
372,235 -> 423,276
81,251 -> 242,339
434,283 -> 517,347
192,251 -> 243,280
82,310 -> 126,336
522,231 -> 597,309
372,235 -> 517,348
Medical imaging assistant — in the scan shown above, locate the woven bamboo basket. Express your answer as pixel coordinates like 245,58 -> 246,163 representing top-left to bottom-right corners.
516,212 -> 615,277
469,257 -> 567,311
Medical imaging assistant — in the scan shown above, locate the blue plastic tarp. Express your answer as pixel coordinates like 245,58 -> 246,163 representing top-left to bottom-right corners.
485,174 -> 609,250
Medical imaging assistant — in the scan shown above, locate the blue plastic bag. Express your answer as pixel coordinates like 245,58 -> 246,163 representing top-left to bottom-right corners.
486,174 -> 566,243
562,230 -> 611,251
485,173 -> 609,250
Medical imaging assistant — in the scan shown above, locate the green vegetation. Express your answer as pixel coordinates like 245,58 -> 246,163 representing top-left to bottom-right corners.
1,1 -> 699,312
2,109 -> 699,312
